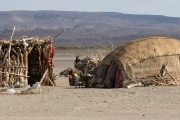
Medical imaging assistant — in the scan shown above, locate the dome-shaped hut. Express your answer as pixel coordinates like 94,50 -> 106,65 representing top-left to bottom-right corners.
92,37 -> 180,88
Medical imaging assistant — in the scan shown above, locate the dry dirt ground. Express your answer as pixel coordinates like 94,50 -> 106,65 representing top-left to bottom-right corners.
0,49 -> 180,120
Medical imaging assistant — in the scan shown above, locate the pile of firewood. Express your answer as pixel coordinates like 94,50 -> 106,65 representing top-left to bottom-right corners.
60,54 -> 103,78
125,65 -> 180,88
75,55 -> 103,75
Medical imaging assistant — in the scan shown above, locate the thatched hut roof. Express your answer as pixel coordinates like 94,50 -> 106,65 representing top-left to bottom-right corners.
91,37 -> 180,88
102,37 -> 180,70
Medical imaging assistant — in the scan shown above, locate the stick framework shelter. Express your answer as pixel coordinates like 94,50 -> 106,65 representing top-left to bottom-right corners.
0,36 -> 56,87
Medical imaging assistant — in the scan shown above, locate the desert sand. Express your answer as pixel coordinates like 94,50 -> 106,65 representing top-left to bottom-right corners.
0,49 -> 180,120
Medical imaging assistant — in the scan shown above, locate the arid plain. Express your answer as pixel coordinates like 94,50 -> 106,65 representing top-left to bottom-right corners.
0,49 -> 180,120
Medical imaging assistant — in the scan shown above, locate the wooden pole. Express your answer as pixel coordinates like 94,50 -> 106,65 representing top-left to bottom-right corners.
166,72 -> 178,86
8,43 -> 11,84
10,27 -> 15,41
0,45 -> 2,86
39,69 -> 48,84
8,27 -> 15,83
48,78 -> 55,86
109,40 -> 114,51
23,51 -> 28,85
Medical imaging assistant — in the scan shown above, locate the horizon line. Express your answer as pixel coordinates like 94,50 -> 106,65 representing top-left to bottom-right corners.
0,10 -> 178,18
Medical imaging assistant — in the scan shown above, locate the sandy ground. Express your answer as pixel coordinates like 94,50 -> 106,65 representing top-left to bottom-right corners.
0,49 -> 180,120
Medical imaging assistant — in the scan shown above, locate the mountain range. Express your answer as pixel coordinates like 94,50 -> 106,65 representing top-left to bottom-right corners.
0,11 -> 180,46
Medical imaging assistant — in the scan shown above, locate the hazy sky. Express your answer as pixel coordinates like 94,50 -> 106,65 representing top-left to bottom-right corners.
1,0 -> 180,17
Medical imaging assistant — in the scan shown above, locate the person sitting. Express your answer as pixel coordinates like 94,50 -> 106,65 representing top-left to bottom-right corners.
68,68 -> 81,88
74,56 -> 80,69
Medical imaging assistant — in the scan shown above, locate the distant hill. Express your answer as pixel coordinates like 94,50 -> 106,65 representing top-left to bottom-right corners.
0,11 -> 180,46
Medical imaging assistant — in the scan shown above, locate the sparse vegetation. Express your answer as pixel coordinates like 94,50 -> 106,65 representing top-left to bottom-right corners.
55,45 -> 112,49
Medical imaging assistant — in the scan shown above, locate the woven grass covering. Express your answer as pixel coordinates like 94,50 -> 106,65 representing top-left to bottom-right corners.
102,37 -> 180,70
97,37 -> 180,86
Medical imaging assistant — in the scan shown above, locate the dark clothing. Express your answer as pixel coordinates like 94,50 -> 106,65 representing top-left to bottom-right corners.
68,69 -> 74,86
74,57 -> 80,69
68,70 -> 74,76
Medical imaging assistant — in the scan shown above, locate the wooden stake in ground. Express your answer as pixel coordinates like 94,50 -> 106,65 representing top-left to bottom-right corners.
166,71 -> 178,86
39,69 -> 48,84
23,51 -> 28,85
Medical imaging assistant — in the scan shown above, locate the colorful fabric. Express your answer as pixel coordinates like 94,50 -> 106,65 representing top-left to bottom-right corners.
51,45 -> 55,57
74,73 -> 78,77
115,70 -> 123,88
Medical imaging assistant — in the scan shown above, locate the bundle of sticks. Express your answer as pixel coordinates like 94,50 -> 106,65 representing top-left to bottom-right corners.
75,55 -> 103,75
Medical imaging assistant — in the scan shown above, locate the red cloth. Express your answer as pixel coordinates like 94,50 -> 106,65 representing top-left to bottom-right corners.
115,70 -> 123,88
45,58 -> 52,66
45,45 -> 55,67
51,45 -> 55,57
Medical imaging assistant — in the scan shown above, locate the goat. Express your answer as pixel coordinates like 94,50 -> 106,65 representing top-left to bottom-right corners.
25,82 -> 41,94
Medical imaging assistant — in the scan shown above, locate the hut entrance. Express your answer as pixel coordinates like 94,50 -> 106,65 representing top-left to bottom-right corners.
104,62 -> 118,88
28,45 -> 43,85
28,42 -> 55,86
